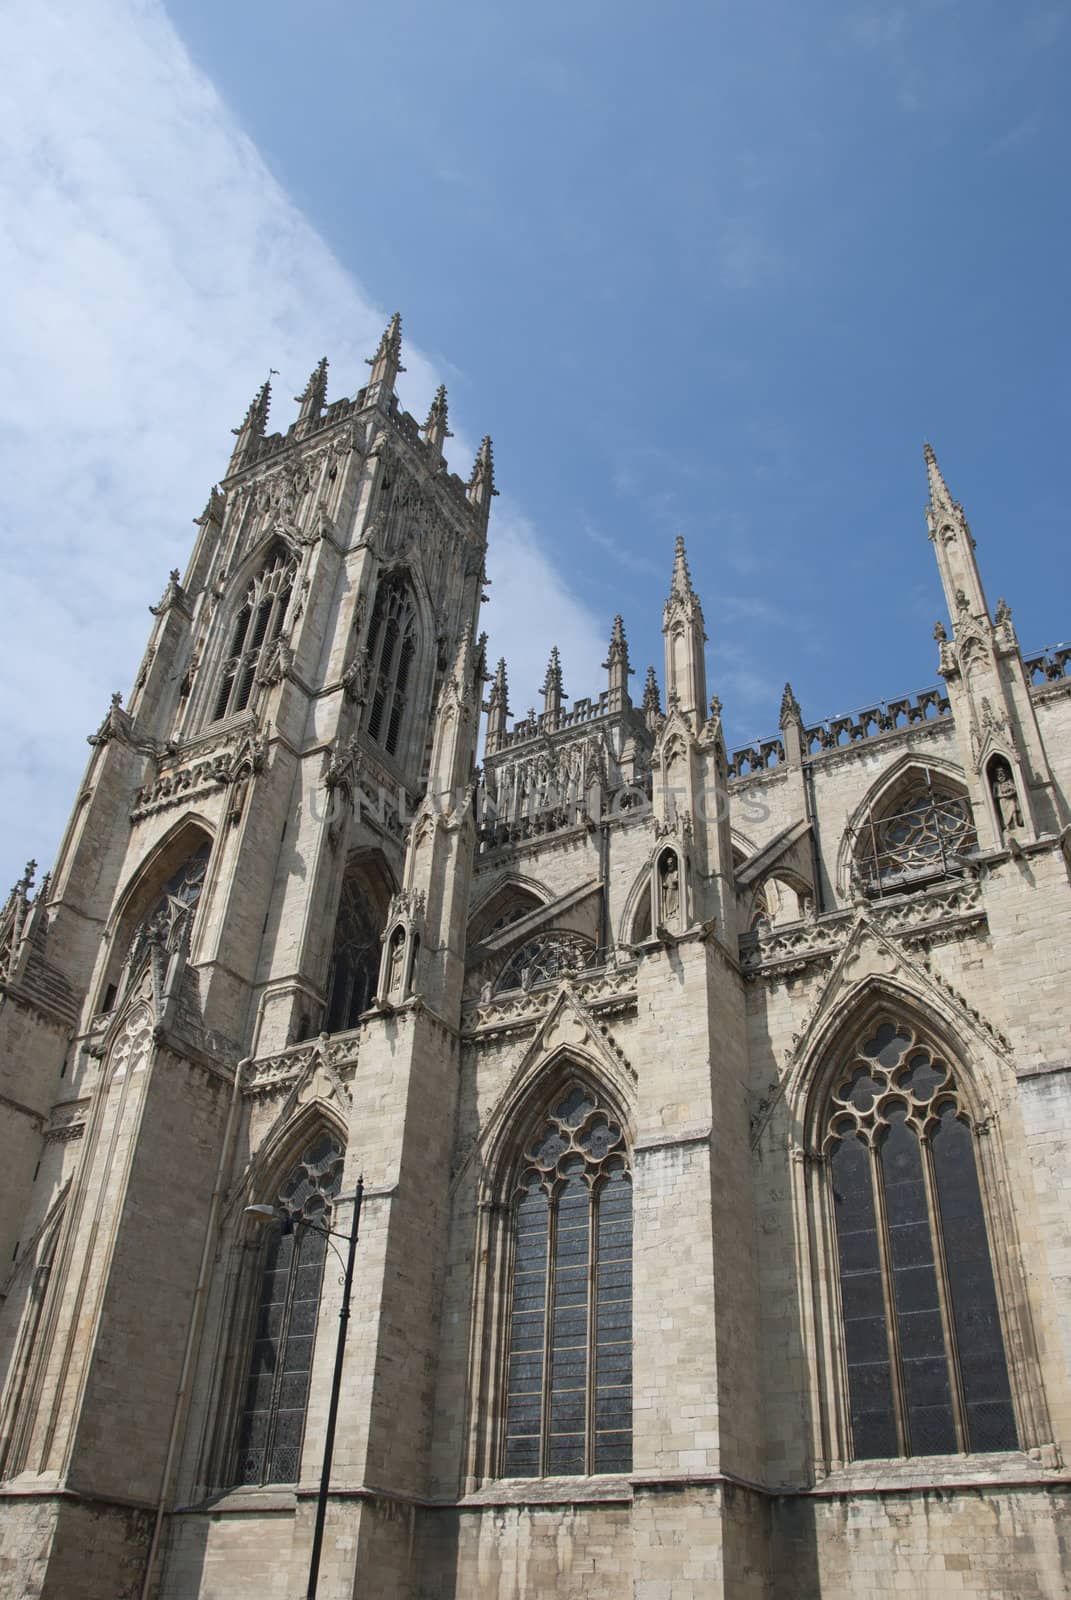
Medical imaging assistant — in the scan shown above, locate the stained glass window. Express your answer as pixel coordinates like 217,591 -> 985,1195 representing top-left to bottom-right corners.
234,1133 -> 344,1485
826,1021 -> 1017,1459
502,1085 -> 632,1478
494,931 -> 598,995
855,787 -> 975,896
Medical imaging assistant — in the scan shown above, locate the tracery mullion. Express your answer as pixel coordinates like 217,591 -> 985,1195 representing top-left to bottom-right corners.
919,1131 -> 970,1453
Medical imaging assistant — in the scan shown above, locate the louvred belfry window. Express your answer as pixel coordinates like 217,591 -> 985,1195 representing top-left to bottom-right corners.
826,1020 -> 1017,1459
212,548 -> 295,722
234,1133 -> 343,1485
365,576 -> 418,757
502,1084 -> 632,1478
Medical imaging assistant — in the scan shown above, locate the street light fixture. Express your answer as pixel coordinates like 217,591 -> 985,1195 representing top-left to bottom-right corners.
244,1175 -> 364,1600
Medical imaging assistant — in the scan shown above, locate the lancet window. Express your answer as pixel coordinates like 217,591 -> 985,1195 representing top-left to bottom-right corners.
365,576 -> 418,758
502,1084 -> 632,1478
233,1132 -> 344,1485
324,878 -> 382,1033
824,1020 -> 1017,1459
211,547 -> 295,722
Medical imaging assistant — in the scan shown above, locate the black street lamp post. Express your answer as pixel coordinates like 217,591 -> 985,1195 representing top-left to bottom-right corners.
245,1174 -> 365,1600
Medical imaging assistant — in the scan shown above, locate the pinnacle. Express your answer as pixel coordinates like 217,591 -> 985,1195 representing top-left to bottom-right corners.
670,535 -> 694,597
924,441 -> 956,513
543,645 -> 564,697
295,356 -> 328,409
366,312 -> 405,372
232,377 -> 271,438
642,664 -> 662,715
779,681 -> 802,726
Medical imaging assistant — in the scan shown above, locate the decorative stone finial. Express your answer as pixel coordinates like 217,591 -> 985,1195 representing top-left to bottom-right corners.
642,665 -> 662,718
467,436 -> 498,509
779,682 -> 802,727
366,313 -> 404,372
295,356 -> 328,423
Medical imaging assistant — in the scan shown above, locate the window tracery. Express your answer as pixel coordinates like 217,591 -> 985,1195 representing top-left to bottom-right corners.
117,841 -> 211,989
365,576 -> 418,758
234,1132 -> 344,1485
324,878 -> 381,1033
494,931 -> 598,994
212,547 -> 295,722
503,1084 -> 632,1478
824,1019 -> 1017,1459
854,786 -> 975,896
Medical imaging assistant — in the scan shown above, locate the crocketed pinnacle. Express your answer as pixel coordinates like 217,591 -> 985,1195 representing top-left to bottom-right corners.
642,664 -> 661,716
232,378 -> 271,439
295,356 -> 328,413
670,535 -> 695,599
779,681 -> 802,727
542,645 -> 564,698
488,656 -> 509,710
603,614 -> 631,671
424,384 -> 452,438
468,435 -> 497,496
366,312 -> 404,370
924,442 -> 958,514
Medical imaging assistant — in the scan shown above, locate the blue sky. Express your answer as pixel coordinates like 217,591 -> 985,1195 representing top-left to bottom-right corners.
2,0 -> 1069,890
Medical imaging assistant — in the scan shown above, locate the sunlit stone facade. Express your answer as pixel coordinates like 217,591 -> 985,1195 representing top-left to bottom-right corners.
1,321 -> 1069,1597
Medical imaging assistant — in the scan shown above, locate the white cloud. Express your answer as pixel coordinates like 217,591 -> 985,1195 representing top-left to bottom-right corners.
0,0 -> 603,889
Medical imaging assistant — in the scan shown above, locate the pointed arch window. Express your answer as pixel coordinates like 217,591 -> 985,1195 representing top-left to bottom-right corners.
325,878 -> 382,1033
825,1020 -> 1017,1459
212,547 -> 295,722
853,781 -> 976,897
502,1083 -> 632,1477
365,575 -> 418,757
233,1132 -> 343,1485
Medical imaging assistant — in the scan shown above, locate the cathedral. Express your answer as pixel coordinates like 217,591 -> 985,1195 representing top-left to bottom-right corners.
1,315 -> 1070,1599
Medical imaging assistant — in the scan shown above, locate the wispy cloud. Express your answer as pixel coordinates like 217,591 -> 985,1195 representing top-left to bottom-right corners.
0,0 -> 602,888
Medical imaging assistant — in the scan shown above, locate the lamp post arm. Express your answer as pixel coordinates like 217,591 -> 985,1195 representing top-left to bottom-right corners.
306,1175 -> 364,1600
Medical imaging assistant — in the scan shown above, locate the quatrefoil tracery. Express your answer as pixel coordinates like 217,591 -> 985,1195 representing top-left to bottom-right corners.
824,1020 -> 969,1149
517,1084 -> 626,1197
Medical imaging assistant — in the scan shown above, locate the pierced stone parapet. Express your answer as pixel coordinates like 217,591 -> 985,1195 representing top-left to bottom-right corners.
242,1030 -> 361,1097
729,684 -> 951,778
462,960 -> 638,1038
1024,640 -> 1071,687
739,878 -> 985,980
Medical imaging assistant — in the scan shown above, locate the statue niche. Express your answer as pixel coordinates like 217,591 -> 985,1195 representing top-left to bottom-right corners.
988,755 -> 1023,839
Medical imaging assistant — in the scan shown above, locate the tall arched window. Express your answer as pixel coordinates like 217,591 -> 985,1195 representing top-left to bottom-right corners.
325,879 -> 382,1032
233,1132 -> 343,1485
825,1019 -> 1017,1459
212,547 -> 295,722
365,575 -> 418,757
502,1082 -> 632,1478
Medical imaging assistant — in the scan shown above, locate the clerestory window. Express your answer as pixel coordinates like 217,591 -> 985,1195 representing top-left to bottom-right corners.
502,1084 -> 632,1478
854,785 -> 975,897
825,1020 -> 1017,1459
233,1133 -> 344,1485
324,878 -> 382,1033
365,576 -> 418,758
211,548 -> 295,722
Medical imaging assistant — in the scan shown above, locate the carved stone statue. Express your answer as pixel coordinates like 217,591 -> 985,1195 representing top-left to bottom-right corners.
660,852 -> 680,927
933,620 -> 947,642
387,928 -> 406,998
990,758 -> 1023,835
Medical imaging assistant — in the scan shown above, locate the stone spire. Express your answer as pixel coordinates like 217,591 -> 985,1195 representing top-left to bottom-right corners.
228,377 -> 271,472
423,383 -> 452,466
467,436 -> 498,522
294,356 -> 328,433
486,656 -> 510,755
603,615 -> 633,713
542,646 -> 565,731
662,536 -> 707,725
924,442 -> 990,624
779,682 -> 801,727
364,313 -> 405,408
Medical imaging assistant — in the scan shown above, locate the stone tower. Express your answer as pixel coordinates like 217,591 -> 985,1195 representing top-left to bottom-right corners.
1,330 -> 1070,1600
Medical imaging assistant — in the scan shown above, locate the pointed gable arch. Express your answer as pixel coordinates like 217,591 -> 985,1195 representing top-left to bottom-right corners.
98,817 -> 215,1014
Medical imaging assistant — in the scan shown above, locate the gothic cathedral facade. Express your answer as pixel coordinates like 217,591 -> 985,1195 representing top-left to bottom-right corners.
0,318 -> 1069,1598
